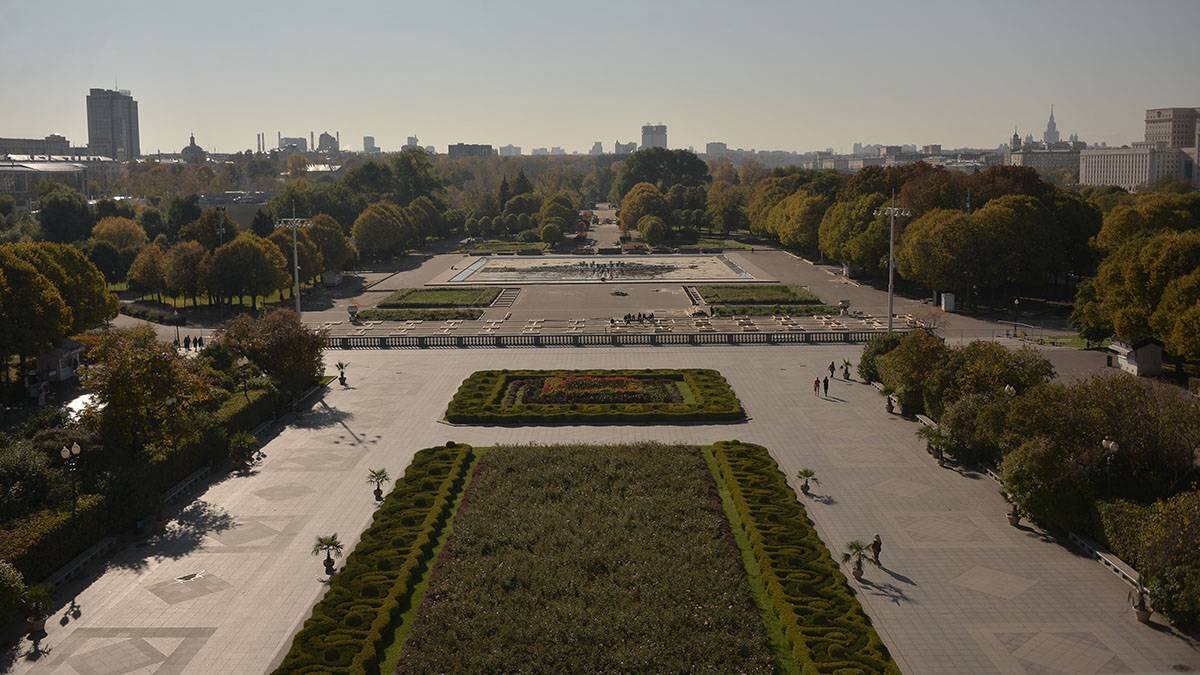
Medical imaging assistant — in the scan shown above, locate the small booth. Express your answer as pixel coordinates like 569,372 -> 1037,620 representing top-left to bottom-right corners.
1108,338 -> 1163,377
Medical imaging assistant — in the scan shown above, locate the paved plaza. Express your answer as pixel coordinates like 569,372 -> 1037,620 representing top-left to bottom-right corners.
9,347 -> 1197,674
434,253 -> 761,284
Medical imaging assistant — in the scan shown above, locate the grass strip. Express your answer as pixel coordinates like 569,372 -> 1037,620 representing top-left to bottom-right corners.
709,440 -> 900,674
377,287 -> 500,308
272,443 -> 473,674
697,284 -> 822,305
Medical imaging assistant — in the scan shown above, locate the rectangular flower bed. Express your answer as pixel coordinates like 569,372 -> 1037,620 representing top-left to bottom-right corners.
395,443 -> 775,673
376,287 -> 500,308
697,284 -> 822,305
444,369 -> 745,424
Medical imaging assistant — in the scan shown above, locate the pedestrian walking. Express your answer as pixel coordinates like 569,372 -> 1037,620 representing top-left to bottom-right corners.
813,377 -> 821,397
871,534 -> 882,565
183,335 -> 191,350
828,361 -> 836,378
822,376 -> 829,397
196,336 -> 204,349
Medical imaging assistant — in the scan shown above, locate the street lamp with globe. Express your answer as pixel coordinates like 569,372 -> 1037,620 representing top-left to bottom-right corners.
60,442 -> 81,512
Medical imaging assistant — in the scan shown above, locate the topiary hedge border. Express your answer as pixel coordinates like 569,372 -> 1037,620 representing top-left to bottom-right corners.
443,369 -> 745,425
708,441 -> 899,674
273,444 -> 473,674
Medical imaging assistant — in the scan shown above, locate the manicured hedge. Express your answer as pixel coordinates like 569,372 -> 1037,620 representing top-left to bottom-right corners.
119,302 -> 187,325
215,387 -> 280,432
356,308 -> 483,322
711,304 -> 840,317
443,369 -> 745,425
709,441 -> 898,674
273,444 -> 473,674
0,494 -> 109,581
1093,498 -> 1150,567
377,287 -> 500,309
697,284 -> 822,305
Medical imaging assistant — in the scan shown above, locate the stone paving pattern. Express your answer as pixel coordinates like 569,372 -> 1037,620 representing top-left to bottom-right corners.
12,347 -> 1198,674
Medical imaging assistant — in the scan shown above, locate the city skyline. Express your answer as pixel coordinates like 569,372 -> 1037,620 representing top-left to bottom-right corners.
3,0 -> 1200,154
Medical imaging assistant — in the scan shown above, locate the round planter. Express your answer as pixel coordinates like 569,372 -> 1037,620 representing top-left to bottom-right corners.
852,567 -> 863,581
324,561 -> 335,575
338,375 -> 347,386
26,616 -> 46,635
1007,514 -> 1021,527
800,483 -> 810,495
373,487 -> 383,502
1134,607 -> 1152,624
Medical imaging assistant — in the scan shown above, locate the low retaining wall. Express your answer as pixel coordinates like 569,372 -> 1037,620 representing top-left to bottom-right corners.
326,330 -> 901,350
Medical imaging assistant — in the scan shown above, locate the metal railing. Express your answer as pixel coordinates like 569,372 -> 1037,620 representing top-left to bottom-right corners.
325,329 -> 904,350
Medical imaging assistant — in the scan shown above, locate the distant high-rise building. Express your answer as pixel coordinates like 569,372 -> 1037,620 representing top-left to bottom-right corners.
614,140 -> 637,155
404,135 -> 420,149
705,142 -> 727,157
0,134 -> 70,156
1081,142 -> 1194,192
852,142 -> 864,155
531,148 -> 549,156
447,143 -> 494,158
641,124 -> 667,149
317,132 -> 339,152
279,136 -> 307,152
1043,106 -> 1060,145
86,88 -> 140,160
920,144 -> 942,155
1145,107 -> 1200,148
363,136 -> 378,153
550,147 -> 565,155
498,144 -> 522,156
589,142 -> 603,155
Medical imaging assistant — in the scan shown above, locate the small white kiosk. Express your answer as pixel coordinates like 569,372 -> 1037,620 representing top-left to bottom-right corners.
1108,338 -> 1163,377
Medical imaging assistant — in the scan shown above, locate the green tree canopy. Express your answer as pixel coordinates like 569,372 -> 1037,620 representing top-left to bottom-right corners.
309,214 -> 355,272
765,190 -> 828,250
614,148 -> 710,198
818,192 -> 888,274
206,233 -> 288,307
92,216 -> 147,253
165,240 -> 208,304
0,247 -> 71,364
619,182 -> 669,233
128,243 -> 168,301
7,242 -> 117,333
37,184 -> 93,243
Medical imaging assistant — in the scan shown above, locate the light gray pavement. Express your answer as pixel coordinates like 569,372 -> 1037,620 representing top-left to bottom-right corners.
10,347 -> 1197,674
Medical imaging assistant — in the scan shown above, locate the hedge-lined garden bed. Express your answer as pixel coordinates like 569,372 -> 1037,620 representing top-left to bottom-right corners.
443,369 -> 745,424
711,304 -> 840,317
274,443 -> 473,674
356,308 -> 483,322
709,440 -> 899,673
395,443 -> 775,672
376,287 -> 500,309
697,284 -> 822,305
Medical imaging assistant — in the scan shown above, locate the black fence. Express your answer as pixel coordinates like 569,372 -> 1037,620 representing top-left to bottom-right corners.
326,330 -> 904,350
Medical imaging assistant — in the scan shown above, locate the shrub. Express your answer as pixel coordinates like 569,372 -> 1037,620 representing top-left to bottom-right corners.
0,561 -> 26,620
939,393 -> 1011,465
0,442 -> 53,521
356,308 -> 483,322
443,369 -> 745,425
215,387 -> 280,432
709,441 -> 898,673
1093,499 -> 1150,566
538,221 -> 562,244
0,494 -> 109,581
877,331 -> 949,413
858,332 -> 903,382
1140,491 -> 1200,629
274,444 -> 473,674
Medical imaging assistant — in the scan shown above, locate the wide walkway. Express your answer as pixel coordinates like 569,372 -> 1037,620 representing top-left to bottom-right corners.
10,347 -> 1196,674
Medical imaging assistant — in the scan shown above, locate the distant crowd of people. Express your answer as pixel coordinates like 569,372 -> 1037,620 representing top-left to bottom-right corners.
614,313 -> 656,324
173,335 -> 206,351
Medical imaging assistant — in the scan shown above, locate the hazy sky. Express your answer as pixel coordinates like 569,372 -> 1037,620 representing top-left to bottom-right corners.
4,0 -> 1200,155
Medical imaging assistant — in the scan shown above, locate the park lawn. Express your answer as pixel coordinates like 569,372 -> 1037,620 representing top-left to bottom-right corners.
356,308 -> 483,322
395,443 -> 776,673
695,236 -> 754,250
698,284 -> 822,305
377,286 -> 500,308
443,368 -> 744,424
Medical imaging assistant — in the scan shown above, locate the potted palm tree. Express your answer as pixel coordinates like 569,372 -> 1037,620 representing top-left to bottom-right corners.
23,585 -> 51,636
1007,502 -> 1021,527
367,468 -> 390,502
841,540 -> 877,581
796,468 -> 819,496
335,361 -> 349,386
312,534 -> 344,575
916,425 -> 951,467
1130,584 -> 1152,624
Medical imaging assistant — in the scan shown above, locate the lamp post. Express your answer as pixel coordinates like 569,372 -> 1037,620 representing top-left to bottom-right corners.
1012,297 -> 1020,336
1101,437 -> 1119,494
873,192 -> 911,333
60,442 -> 81,512
274,218 -> 312,316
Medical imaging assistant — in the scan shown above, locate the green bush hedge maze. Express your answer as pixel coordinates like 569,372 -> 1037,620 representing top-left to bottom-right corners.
443,369 -> 745,424
273,444 -> 473,674
709,440 -> 898,674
